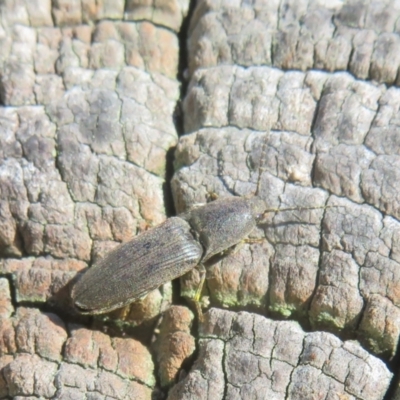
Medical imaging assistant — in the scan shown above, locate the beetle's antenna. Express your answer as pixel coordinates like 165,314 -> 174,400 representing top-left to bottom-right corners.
255,131 -> 269,196
263,205 -> 334,214
259,204 -> 337,224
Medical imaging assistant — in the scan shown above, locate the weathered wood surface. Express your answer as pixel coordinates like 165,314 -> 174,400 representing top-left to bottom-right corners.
0,0 -> 398,399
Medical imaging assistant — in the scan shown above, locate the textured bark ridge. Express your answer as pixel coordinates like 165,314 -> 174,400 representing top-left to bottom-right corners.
187,0 -> 400,84
0,2 -> 181,325
168,308 -> 392,400
0,277 -> 154,398
0,0 -> 399,399
174,67 -> 400,358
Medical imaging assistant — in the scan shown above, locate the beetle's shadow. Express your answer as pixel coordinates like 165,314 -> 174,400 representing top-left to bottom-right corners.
49,272 -> 166,344
46,272 -> 90,321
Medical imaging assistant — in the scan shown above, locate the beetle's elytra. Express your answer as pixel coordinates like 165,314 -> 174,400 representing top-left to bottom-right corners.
71,196 -> 266,315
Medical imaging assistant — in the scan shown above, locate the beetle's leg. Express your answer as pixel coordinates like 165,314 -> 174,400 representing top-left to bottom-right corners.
190,202 -> 207,209
189,192 -> 219,210
137,220 -> 152,233
193,300 -> 204,322
191,264 -> 207,322
193,264 -> 206,302
220,237 -> 264,259
226,241 -> 244,256
188,193 -> 219,212
206,191 -> 219,202
243,237 -> 264,244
